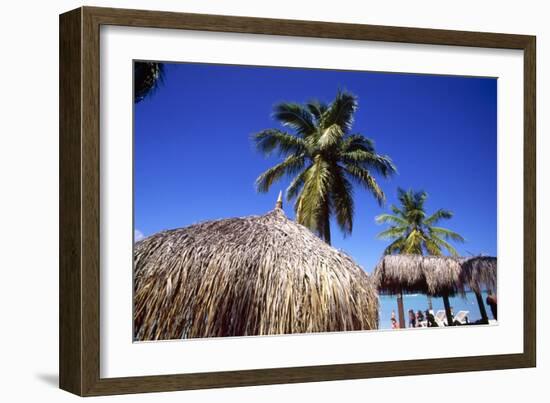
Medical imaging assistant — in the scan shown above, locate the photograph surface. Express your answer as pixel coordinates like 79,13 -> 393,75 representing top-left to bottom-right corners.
132,61 -> 497,341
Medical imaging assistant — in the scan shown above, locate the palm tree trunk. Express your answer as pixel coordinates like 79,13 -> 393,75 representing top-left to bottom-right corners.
475,291 -> 489,324
427,296 -> 433,310
442,294 -> 454,326
397,291 -> 406,329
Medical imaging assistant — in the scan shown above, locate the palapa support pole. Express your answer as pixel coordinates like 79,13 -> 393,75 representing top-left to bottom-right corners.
397,291 -> 406,329
475,291 -> 489,324
442,294 -> 454,326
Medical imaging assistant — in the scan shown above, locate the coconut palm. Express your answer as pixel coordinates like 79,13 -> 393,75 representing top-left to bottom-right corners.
253,91 -> 396,245
376,188 -> 464,327
376,188 -> 464,256
134,61 -> 165,103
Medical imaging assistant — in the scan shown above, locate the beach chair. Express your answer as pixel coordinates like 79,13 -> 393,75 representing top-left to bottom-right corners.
434,310 -> 447,326
453,310 -> 469,325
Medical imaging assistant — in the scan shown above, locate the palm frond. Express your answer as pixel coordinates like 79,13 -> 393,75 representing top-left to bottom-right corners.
273,102 -> 316,136
255,155 -> 305,193
286,168 -> 309,200
306,100 -> 328,122
398,188 -> 427,210
324,91 -> 358,132
340,150 -> 396,178
253,129 -> 307,157
403,229 -> 424,254
390,204 -> 405,216
423,238 -> 444,256
330,166 -> 354,235
377,226 -> 407,240
341,134 -> 375,153
318,124 -> 344,150
404,207 -> 426,223
431,235 -> 460,257
344,164 -> 385,205
375,213 -> 408,226
295,158 -> 330,232
424,209 -> 454,226
383,238 -> 406,255
430,227 -> 465,242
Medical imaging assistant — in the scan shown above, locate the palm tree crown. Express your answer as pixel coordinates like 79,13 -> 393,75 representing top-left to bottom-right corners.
376,188 -> 465,256
253,91 -> 396,244
134,62 -> 165,103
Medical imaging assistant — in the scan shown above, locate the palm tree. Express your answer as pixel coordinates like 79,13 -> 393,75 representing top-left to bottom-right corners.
134,61 -> 165,103
253,91 -> 396,245
376,188 -> 464,327
376,188 -> 464,256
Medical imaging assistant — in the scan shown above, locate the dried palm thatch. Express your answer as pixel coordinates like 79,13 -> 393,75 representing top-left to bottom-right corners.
459,256 -> 497,294
374,254 -> 463,297
134,205 -> 378,341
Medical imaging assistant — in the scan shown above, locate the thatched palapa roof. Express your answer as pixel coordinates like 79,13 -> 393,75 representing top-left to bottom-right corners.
374,254 -> 462,297
374,254 -> 497,297
134,197 -> 378,341
459,256 -> 497,294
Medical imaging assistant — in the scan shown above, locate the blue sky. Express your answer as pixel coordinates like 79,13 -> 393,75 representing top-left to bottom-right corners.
134,62 -> 497,273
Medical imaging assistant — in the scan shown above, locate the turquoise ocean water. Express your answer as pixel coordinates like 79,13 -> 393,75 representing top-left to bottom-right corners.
379,291 -> 495,329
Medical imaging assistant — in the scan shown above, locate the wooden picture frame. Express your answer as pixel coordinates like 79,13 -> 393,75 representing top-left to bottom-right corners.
59,6 -> 536,396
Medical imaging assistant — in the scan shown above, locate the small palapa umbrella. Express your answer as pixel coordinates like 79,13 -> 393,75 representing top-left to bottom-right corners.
374,254 -> 462,327
459,256 -> 497,323
374,254 -> 497,327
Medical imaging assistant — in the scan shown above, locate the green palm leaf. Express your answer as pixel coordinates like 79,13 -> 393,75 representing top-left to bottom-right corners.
286,169 -> 309,200
375,213 -> 408,226
254,129 -> 307,156
330,166 -> 354,235
318,124 -> 344,150
431,235 -> 460,257
424,209 -> 453,225
377,226 -> 407,239
430,226 -> 465,242
323,91 -> 358,132
272,103 -> 316,136
306,100 -> 328,122
255,155 -> 305,193
341,134 -> 375,153
344,164 -> 385,205
341,150 -> 396,178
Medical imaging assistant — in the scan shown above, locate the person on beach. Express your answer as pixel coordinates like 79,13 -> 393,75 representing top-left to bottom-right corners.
486,289 -> 498,320
408,309 -> 416,328
426,309 -> 437,327
416,310 -> 425,327
391,310 -> 399,329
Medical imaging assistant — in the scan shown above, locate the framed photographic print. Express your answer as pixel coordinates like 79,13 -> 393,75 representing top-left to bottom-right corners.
59,6 -> 536,396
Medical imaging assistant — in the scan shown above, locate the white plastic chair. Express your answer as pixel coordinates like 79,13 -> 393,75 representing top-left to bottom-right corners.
434,310 -> 447,326
453,310 -> 469,325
